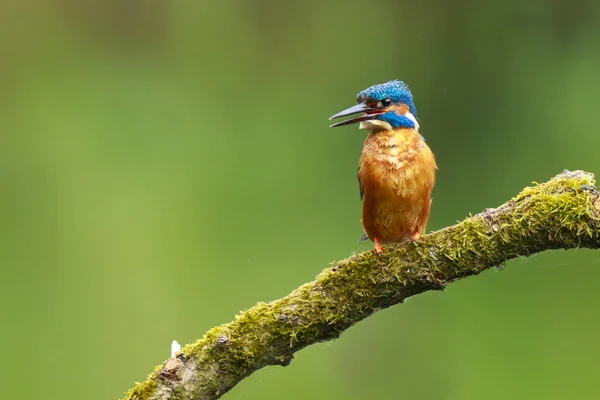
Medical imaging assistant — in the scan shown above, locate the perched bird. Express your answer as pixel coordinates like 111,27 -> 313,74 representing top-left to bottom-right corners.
329,80 -> 437,255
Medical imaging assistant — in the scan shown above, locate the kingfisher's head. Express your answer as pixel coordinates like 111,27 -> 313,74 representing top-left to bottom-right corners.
329,80 -> 419,132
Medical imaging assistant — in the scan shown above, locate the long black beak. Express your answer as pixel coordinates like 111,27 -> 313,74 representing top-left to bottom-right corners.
329,103 -> 384,128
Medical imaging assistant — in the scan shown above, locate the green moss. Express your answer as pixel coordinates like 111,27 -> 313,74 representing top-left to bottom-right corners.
123,365 -> 161,400
169,386 -> 186,400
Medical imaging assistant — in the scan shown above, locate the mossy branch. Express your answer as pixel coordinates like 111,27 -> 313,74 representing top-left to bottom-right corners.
124,170 -> 600,400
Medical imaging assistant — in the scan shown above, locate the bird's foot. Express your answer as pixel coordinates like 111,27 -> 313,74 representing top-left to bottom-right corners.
373,237 -> 384,256
411,232 -> 420,242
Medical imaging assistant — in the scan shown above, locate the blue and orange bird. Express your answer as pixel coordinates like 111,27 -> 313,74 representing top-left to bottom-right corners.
329,80 -> 437,255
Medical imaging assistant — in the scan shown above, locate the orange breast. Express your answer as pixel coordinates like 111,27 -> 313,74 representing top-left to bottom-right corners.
358,128 -> 436,244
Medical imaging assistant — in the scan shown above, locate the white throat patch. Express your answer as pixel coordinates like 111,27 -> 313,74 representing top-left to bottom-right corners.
359,119 -> 393,133
359,111 -> 420,133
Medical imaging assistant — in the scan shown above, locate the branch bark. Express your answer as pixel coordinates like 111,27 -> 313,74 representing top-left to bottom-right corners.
124,170 -> 600,400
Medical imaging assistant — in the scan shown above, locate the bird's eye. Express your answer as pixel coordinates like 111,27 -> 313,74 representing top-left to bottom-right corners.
381,98 -> 392,107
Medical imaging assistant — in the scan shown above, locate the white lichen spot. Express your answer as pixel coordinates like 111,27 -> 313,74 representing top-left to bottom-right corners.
171,340 -> 181,357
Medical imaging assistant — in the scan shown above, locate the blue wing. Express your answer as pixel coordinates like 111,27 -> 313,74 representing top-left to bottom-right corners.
357,169 -> 368,241
358,168 -> 364,201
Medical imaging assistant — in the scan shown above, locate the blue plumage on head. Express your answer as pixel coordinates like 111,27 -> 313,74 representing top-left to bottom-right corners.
356,80 -> 416,116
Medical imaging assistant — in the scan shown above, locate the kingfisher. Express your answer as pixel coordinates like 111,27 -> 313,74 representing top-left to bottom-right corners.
329,80 -> 437,255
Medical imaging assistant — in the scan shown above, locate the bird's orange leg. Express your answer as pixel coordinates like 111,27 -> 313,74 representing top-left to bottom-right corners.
411,231 -> 420,242
373,237 -> 384,256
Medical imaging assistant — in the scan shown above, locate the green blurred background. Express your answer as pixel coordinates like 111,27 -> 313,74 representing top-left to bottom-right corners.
2,0 -> 600,399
